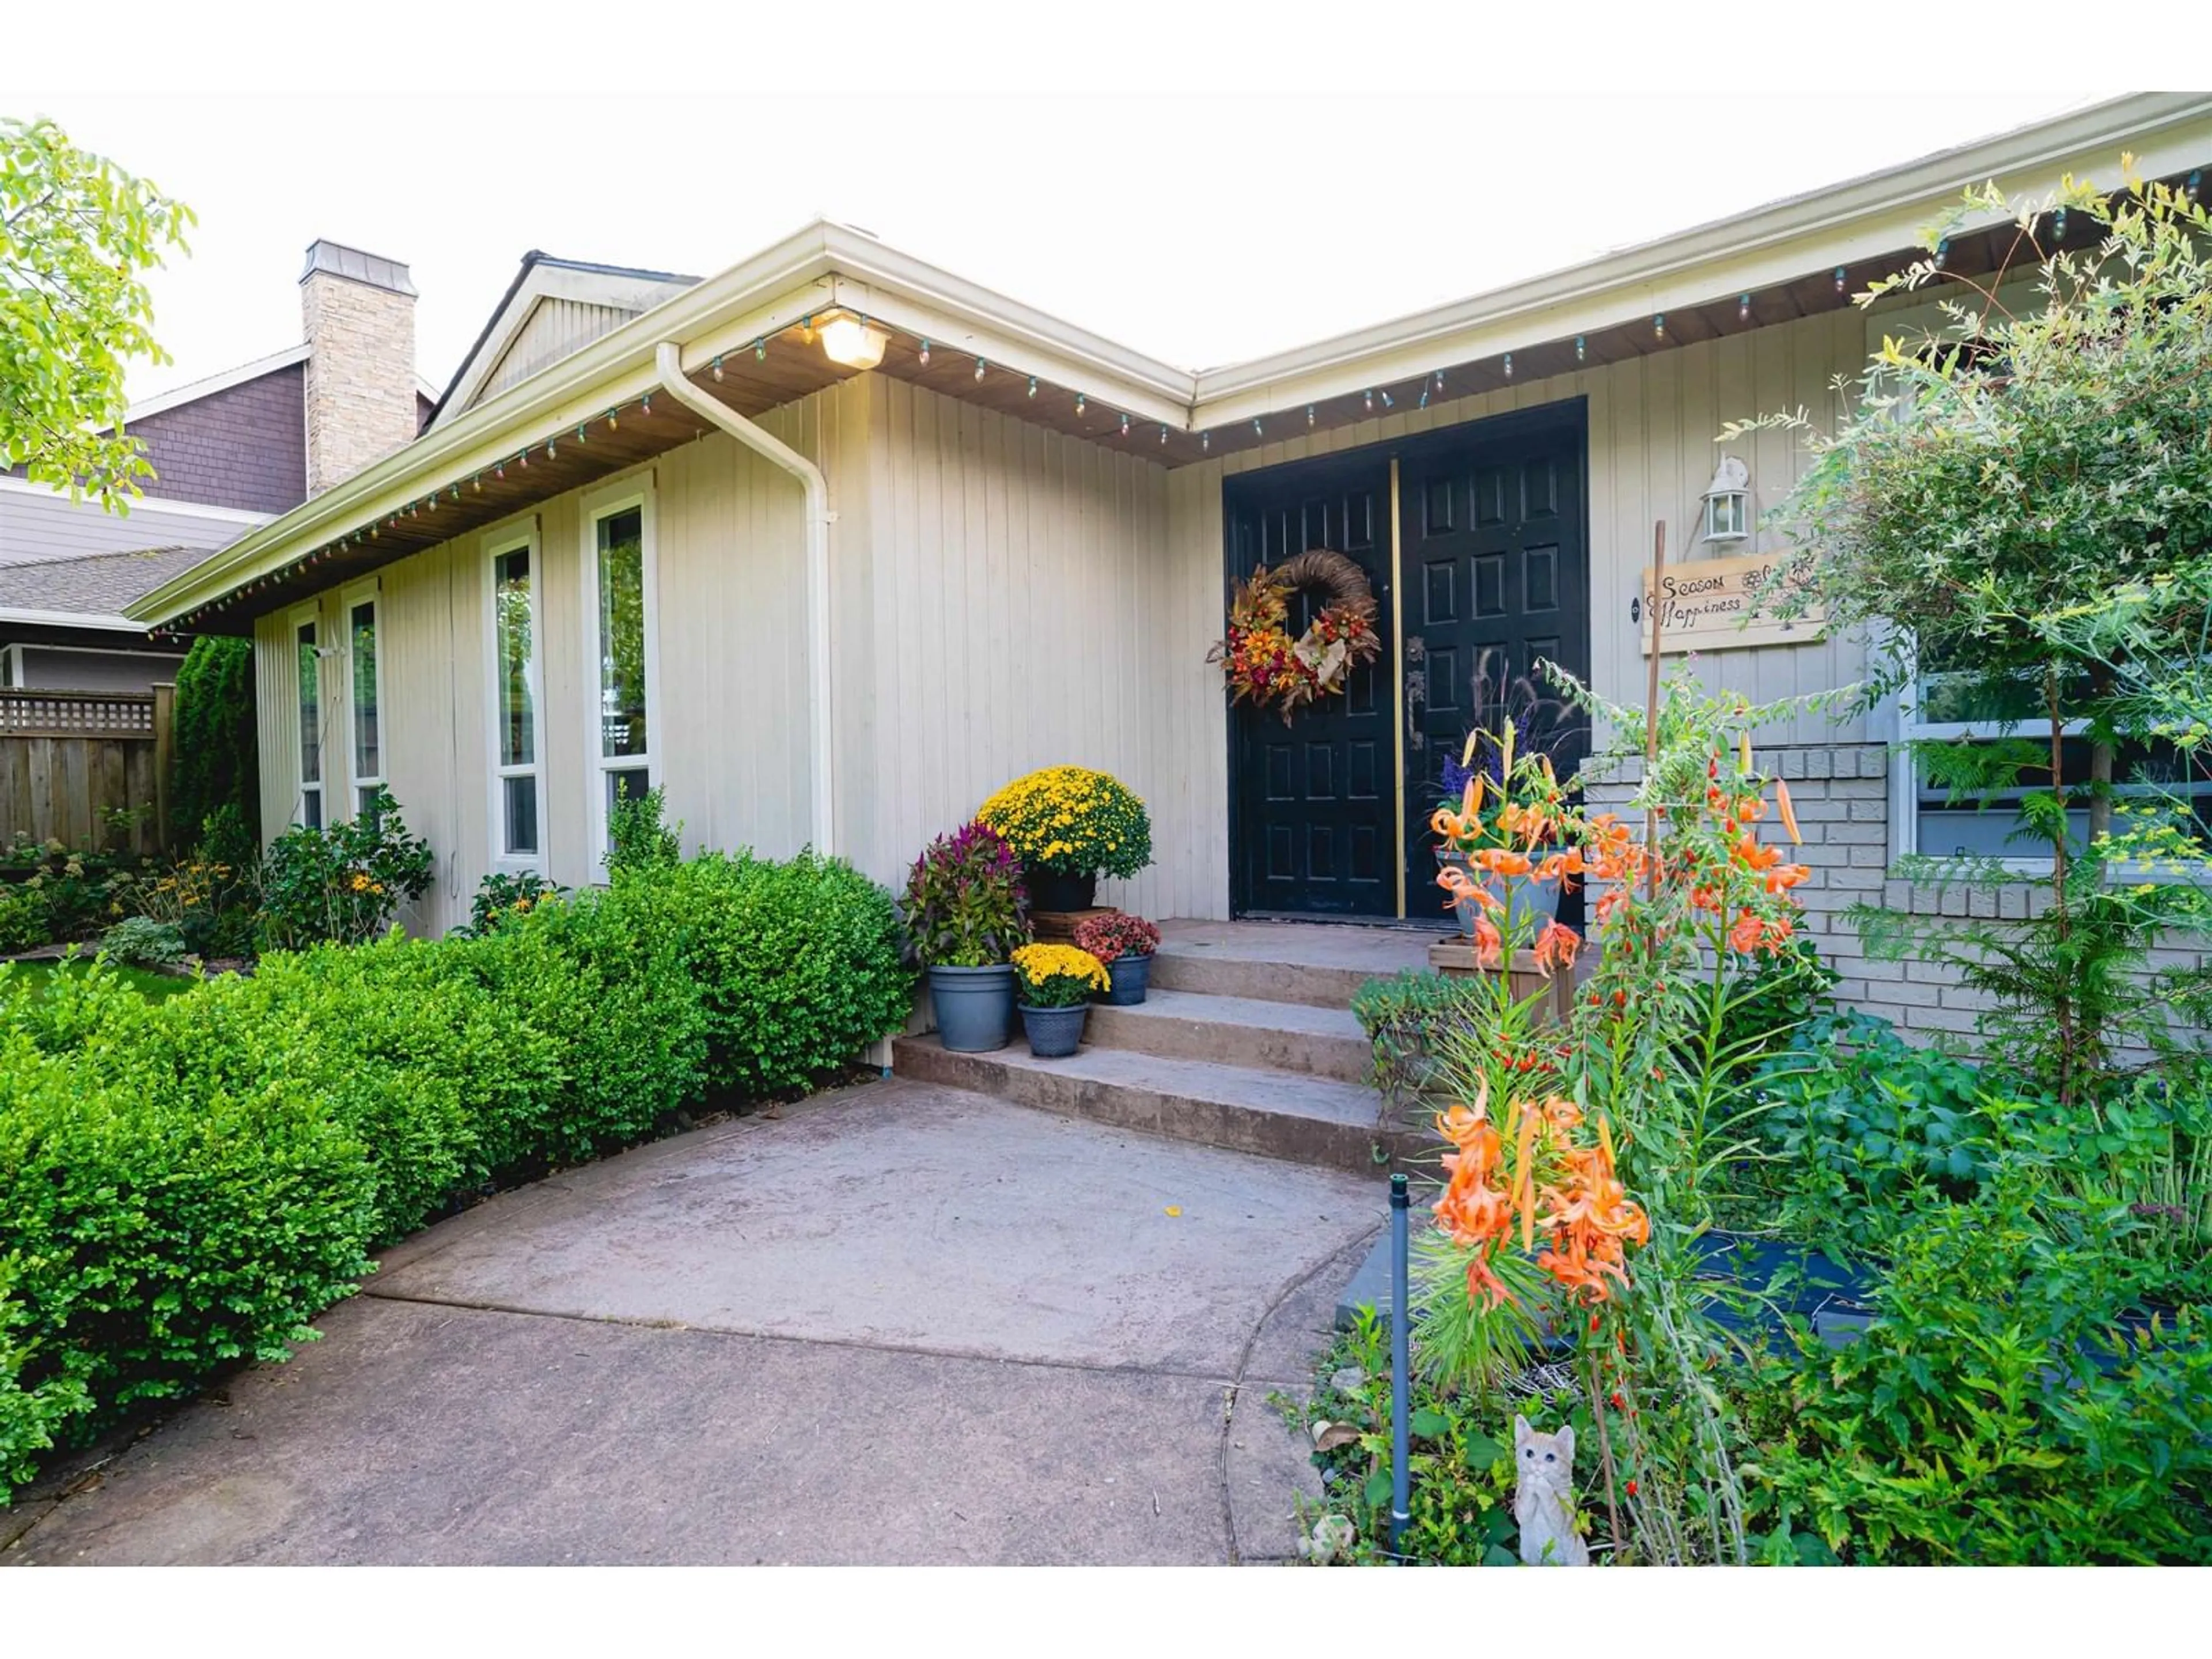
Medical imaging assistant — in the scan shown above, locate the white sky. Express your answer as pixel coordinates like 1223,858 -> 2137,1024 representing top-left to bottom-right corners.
1,7 -> 2129,404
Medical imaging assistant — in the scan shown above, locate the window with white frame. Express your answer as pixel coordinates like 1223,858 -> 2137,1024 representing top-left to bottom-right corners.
1902,665 -> 2212,863
346,585 -> 383,818
293,608 -> 324,830
488,532 -> 544,867
585,490 -> 655,854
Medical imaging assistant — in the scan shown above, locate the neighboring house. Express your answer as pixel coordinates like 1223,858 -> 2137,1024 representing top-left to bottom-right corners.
127,94 -> 2212,1039
1,238 -> 436,691
0,546 -> 221,691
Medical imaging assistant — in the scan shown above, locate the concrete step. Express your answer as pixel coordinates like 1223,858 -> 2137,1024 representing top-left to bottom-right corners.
1084,988 -> 1373,1086
891,1035 -> 1402,1176
1148,943 -> 1378,1010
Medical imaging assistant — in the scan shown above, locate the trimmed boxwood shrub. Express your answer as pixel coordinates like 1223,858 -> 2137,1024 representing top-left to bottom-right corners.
0,847 -> 910,1501
615,850 -> 913,1097
0,970 -> 379,1472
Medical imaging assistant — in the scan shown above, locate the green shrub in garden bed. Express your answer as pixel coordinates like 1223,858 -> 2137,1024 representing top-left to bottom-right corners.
1742,1182 -> 2212,1564
613,849 -> 911,1098
0,973 -> 380,1493
0,845 -> 911,1502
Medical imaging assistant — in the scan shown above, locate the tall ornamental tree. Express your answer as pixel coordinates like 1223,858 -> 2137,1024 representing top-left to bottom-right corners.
1,115 -> 194,510
1737,161 -> 2212,1103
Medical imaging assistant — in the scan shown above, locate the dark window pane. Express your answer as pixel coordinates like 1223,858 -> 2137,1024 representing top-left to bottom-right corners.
596,507 -> 647,758
350,600 -> 379,780
495,548 -> 535,768
505,774 -> 539,857
297,622 -> 320,785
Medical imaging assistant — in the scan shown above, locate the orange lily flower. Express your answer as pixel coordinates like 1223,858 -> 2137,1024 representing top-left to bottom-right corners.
1728,909 -> 1763,952
1736,833 -> 1782,873
1472,912 -> 1503,969
1532,919 -> 1581,978
1533,847 -> 1586,884
1475,846 -> 1532,877
1774,779 -> 1802,846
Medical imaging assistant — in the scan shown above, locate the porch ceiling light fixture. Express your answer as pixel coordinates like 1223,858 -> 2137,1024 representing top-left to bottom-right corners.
818,310 -> 889,370
1702,455 -> 1751,545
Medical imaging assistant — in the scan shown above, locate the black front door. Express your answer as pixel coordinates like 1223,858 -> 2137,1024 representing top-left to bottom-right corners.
1225,402 -> 1589,923
1399,413 -> 1591,925
1226,454 -> 1396,917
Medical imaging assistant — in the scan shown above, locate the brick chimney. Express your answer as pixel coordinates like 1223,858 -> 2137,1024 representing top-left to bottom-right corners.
300,240 -> 418,495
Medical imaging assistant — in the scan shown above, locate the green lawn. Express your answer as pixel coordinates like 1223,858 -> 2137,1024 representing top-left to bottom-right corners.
2,956 -> 201,1001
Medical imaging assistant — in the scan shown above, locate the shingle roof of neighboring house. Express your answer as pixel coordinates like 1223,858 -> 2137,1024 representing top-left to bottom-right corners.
0,546 -> 217,623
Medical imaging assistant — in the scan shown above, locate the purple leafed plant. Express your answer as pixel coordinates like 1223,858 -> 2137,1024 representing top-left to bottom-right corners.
899,820 -> 1033,968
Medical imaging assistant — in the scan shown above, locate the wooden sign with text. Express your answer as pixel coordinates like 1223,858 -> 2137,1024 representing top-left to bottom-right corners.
1640,551 -> 1825,655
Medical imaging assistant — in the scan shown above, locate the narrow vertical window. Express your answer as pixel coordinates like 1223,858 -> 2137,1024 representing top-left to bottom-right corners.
348,592 -> 383,817
296,615 -> 323,829
492,541 -> 541,861
591,500 -> 653,845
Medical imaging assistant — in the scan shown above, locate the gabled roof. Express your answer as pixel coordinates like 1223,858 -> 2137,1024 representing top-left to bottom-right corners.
118,344 -> 311,426
0,546 -> 214,630
429,251 -> 700,426
129,91 -> 2212,632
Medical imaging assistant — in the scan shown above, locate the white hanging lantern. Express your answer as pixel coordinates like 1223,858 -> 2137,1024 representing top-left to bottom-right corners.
1702,455 -> 1751,545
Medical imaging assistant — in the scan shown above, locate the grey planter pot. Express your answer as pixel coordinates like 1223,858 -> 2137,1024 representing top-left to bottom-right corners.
1100,952 -> 1153,1006
929,963 -> 1017,1052
1018,1002 -> 1090,1058
1435,848 -> 1560,937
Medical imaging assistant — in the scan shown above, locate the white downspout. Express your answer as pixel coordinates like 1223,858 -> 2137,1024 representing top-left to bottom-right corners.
653,341 -> 836,857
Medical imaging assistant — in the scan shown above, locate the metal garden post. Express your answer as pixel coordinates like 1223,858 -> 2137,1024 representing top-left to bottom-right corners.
1389,1172 -> 1411,1558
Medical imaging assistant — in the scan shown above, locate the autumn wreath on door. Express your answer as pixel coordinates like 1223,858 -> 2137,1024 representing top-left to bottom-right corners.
1207,549 -> 1383,724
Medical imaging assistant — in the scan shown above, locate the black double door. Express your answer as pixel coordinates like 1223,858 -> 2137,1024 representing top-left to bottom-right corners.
1226,406 -> 1589,922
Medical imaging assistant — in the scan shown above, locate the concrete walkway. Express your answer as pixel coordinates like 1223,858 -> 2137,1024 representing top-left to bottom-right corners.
7,1079 -> 1379,1566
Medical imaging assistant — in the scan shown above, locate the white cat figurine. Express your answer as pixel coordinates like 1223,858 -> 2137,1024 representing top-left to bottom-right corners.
1513,1414 -> 1589,1566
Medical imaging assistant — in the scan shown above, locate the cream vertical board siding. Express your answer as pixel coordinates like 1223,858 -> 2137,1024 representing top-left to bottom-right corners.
477,300 -> 640,407
372,537 -> 481,935
241,395 -> 836,938
253,608 -> 294,850
845,378 -> 1190,916
641,411 -> 824,873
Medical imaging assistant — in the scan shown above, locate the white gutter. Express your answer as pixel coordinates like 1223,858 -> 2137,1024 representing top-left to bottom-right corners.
651,340 -> 837,858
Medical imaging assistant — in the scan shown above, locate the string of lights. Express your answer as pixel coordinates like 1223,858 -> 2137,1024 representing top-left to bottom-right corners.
152,258 -> 1895,636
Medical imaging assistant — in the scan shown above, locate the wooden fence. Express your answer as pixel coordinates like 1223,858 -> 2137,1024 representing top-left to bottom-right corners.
0,687 -> 173,858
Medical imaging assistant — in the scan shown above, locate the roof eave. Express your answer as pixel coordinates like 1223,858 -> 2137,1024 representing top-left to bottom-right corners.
1190,90 -> 2212,423
127,224 -> 847,623
0,607 -> 146,632
128,222 -> 1207,626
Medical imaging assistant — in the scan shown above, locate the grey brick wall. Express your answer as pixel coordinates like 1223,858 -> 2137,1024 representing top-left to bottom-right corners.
127,363 -> 308,515
1583,743 -> 1982,1044
1581,740 -> 2209,1054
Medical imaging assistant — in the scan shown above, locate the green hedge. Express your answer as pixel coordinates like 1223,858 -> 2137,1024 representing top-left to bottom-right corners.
0,850 -> 911,1500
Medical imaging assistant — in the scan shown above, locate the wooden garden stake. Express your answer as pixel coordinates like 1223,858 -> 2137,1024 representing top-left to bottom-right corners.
1586,1351 -> 1626,1558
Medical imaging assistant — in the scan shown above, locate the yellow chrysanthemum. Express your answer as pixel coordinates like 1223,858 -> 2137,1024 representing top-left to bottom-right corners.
1012,942 -> 1110,995
975,766 -> 1152,880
